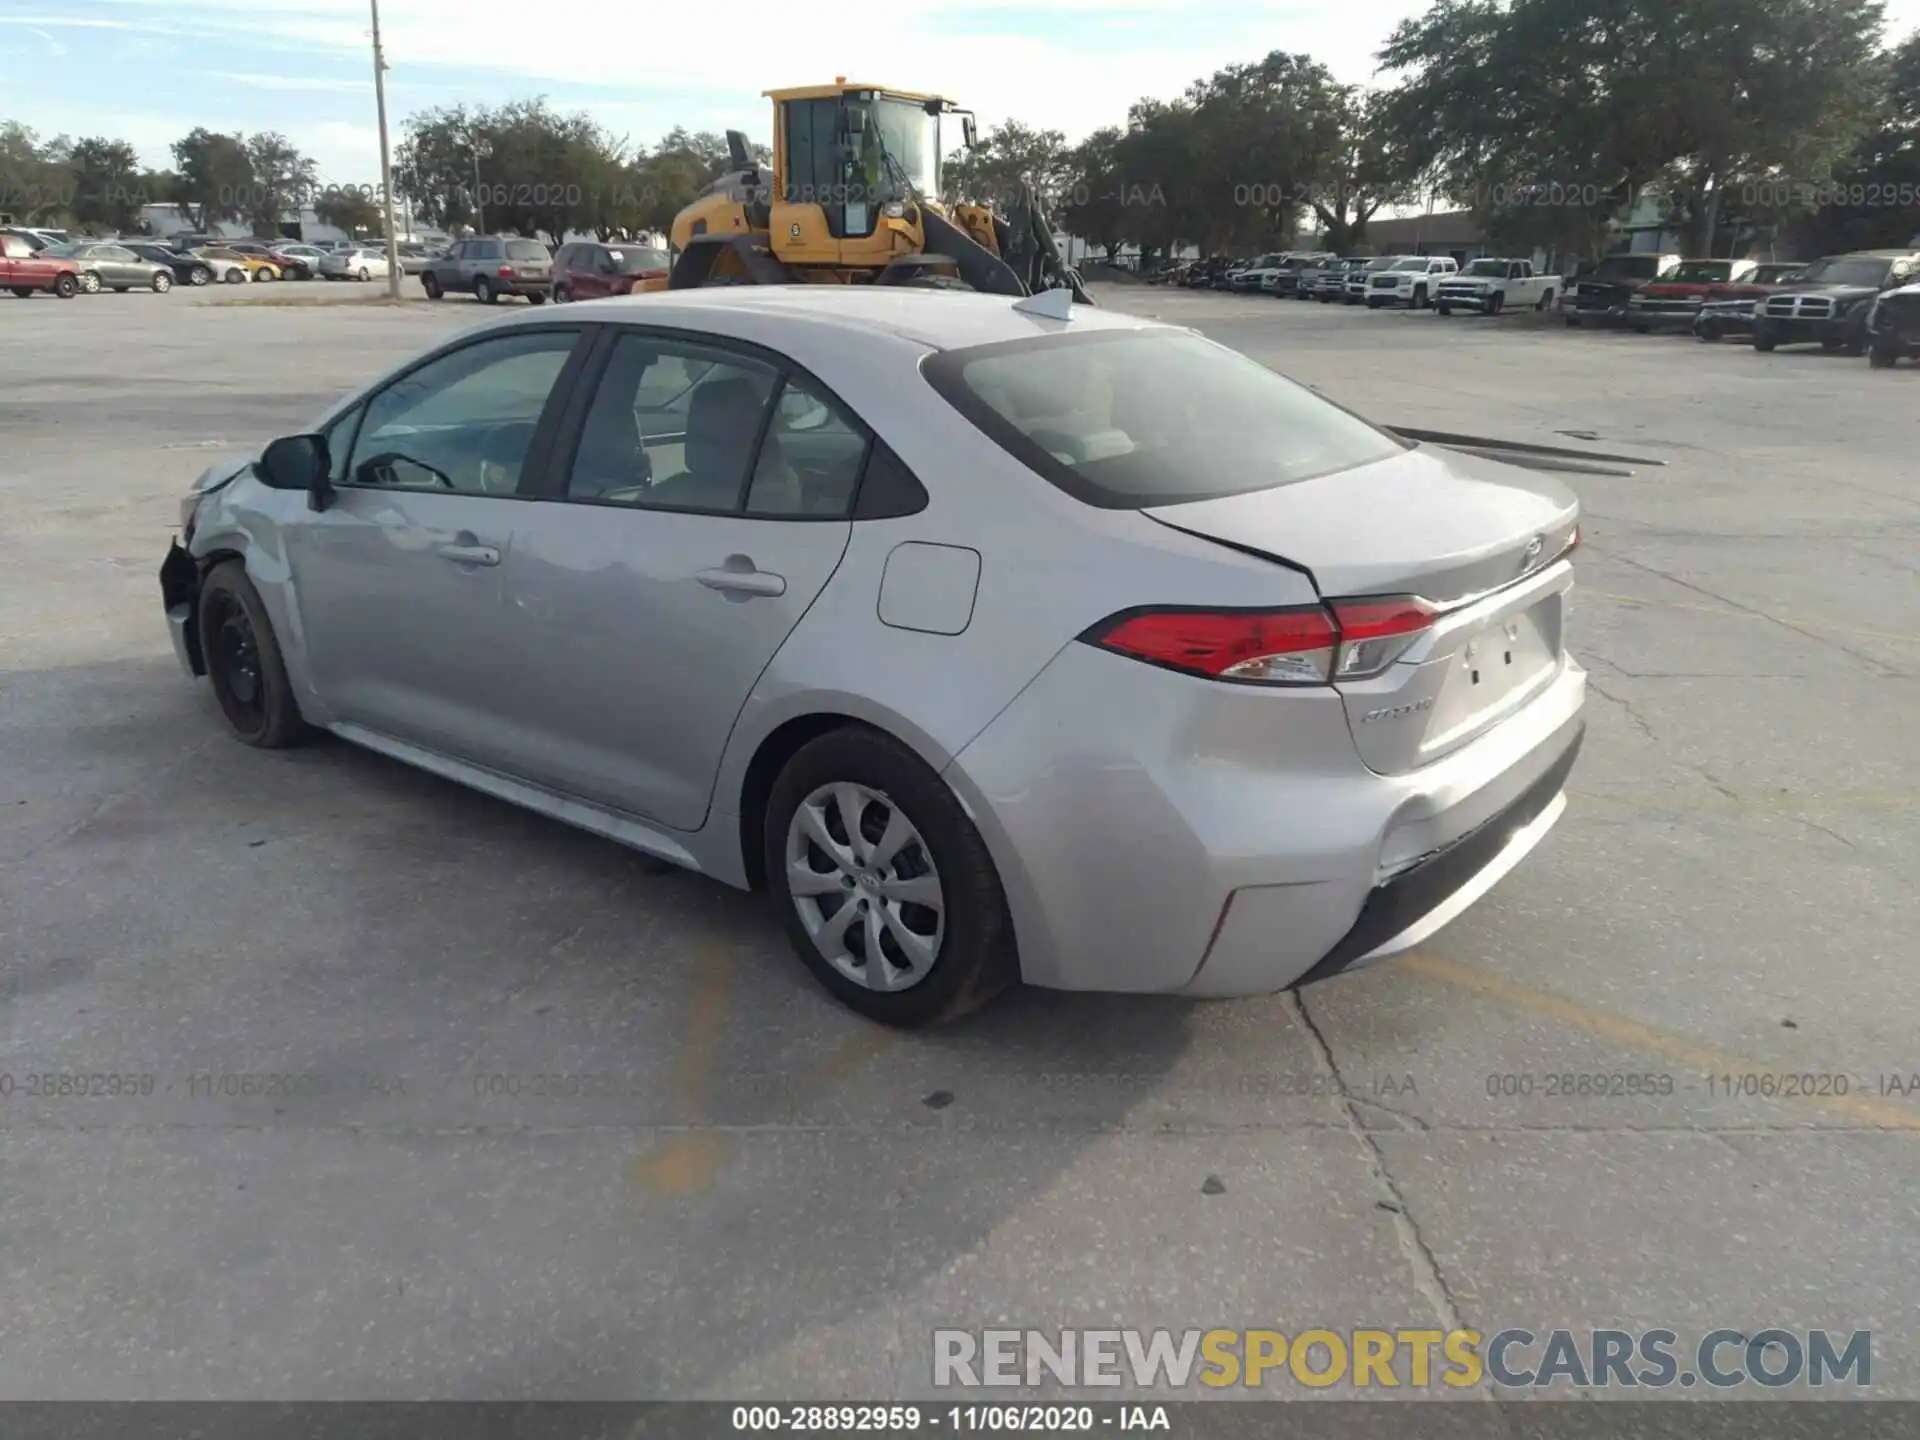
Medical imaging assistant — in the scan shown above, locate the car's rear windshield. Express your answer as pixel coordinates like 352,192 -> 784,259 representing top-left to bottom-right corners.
1594,255 -> 1665,280
607,247 -> 670,274
506,240 -> 549,261
1667,261 -> 1733,282
922,329 -> 1407,510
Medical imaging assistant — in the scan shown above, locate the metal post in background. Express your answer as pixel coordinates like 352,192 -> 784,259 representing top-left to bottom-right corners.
370,0 -> 402,297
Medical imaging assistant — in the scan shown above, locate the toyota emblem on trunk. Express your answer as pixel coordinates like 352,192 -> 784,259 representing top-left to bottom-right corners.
1522,535 -> 1544,570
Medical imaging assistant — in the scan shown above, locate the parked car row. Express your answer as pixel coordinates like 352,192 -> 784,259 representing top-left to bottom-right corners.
415,236 -> 671,305
2,227 -> 453,299
1148,242 -> 1920,367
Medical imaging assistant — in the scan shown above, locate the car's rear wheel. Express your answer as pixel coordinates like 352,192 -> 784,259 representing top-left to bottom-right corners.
527,292 -> 546,305
474,277 -> 497,305
1536,290 -> 1554,311
356,267 -> 370,282
421,271 -> 443,300
1869,341 -> 1899,369
552,283 -> 569,303
196,562 -> 314,749
1697,320 -> 1723,342
9,286 -> 30,299
1563,313 -> 1581,327
152,272 -> 172,293
225,268 -> 246,284
1752,330 -> 1776,352
1436,303 -> 1451,316
53,273 -> 77,299
765,728 -> 1015,1027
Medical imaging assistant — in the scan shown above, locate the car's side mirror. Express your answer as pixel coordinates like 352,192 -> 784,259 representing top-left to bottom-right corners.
258,433 -> 328,491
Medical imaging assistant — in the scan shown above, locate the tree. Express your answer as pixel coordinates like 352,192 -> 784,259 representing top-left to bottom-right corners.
945,120 -> 1074,217
315,188 -> 382,237
1798,27 -> 1920,251
1061,127 -> 1127,258
244,132 -> 317,235
394,98 -> 630,240
1305,90 -> 1413,253
66,136 -> 143,233
172,128 -> 253,230
1377,0 -> 1886,262
0,121 -> 69,224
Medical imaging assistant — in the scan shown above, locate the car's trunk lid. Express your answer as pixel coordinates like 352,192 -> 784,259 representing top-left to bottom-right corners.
1143,444 -> 1579,774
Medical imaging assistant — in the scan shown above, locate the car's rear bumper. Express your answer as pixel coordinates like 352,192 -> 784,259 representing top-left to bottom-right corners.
947,639 -> 1586,997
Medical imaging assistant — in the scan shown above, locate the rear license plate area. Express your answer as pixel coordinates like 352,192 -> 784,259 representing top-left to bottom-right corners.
1426,595 -> 1562,743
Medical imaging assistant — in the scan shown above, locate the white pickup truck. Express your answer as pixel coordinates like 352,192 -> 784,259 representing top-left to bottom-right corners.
1435,258 -> 1557,315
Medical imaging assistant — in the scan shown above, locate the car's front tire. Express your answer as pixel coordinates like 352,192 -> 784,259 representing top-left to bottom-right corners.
152,271 -> 172,293
764,727 -> 1015,1027
196,562 -> 315,749
189,265 -> 212,286
1752,327 -> 1777,352
225,268 -> 247,284
79,271 -> 102,293
421,271 -> 443,300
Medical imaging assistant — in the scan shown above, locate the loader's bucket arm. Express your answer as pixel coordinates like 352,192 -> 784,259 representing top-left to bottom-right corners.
1003,178 -> 1094,306
915,204 -> 1027,296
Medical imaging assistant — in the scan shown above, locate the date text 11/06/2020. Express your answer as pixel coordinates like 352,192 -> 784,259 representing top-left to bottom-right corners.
732,1407 -> 1171,1432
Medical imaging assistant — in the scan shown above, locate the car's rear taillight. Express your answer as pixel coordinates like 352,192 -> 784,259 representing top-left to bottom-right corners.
498,265 -> 515,277
1086,597 -> 1436,686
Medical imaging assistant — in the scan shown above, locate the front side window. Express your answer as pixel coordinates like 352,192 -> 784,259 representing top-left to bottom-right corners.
346,330 -> 580,495
853,95 -> 939,201
564,334 -> 778,512
924,330 -> 1406,510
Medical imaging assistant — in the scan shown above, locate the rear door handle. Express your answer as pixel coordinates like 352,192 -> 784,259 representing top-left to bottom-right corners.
438,543 -> 500,567
696,565 -> 786,598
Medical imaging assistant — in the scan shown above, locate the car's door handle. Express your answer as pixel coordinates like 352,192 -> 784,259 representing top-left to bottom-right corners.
696,564 -> 786,598
438,543 -> 501,567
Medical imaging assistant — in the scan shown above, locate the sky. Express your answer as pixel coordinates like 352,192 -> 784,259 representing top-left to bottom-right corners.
4,0 -> 1919,188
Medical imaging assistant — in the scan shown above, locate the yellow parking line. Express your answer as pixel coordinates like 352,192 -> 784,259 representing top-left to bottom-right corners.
635,941 -> 736,1195
1394,950 -> 1920,1130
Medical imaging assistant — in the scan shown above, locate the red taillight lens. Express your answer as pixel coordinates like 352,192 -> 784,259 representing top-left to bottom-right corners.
1088,596 -> 1437,686
1089,607 -> 1338,685
498,265 -> 514,277
1328,597 -> 1437,679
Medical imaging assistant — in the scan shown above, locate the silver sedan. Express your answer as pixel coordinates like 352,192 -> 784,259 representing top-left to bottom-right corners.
161,287 -> 1590,1026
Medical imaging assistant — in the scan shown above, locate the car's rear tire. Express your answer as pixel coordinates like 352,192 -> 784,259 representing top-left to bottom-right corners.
1752,329 -> 1776,352
196,561 -> 315,750
225,268 -> 246,284
1436,303 -> 1451,316
1869,341 -> 1899,369
475,277 -> 497,304
9,286 -> 31,299
1697,320 -> 1722,342
764,727 -> 1016,1027
1536,289 -> 1554,311
356,267 -> 370,282
421,271 -> 443,300
552,283 -> 569,304
1563,313 -> 1581,327
527,292 -> 546,305
53,273 -> 77,298
152,272 -> 172,293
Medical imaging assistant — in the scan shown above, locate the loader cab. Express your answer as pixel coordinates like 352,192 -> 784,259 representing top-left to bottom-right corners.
773,84 -> 950,248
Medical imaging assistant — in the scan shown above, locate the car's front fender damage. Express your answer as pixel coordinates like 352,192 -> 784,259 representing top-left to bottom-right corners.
160,539 -> 205,677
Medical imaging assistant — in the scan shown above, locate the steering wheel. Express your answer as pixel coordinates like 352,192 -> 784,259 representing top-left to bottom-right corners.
356,451 -> 455,489
1026,428 -> 1088,464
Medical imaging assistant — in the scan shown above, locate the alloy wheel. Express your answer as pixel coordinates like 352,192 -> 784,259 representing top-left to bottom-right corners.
784,782 -> 945,992
80,271 -> 101,293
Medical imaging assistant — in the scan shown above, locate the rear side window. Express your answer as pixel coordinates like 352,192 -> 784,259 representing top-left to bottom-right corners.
922,330 -> 1406,510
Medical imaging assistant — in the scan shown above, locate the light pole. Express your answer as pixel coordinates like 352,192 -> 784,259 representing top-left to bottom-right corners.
369,0 -> 402,297
472,139 -> 491,236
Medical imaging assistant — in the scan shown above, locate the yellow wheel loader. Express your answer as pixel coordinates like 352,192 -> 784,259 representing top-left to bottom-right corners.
665,82 -> 1093,305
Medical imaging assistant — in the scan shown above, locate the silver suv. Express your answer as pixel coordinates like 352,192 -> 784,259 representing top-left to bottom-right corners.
419,236 -> 553,305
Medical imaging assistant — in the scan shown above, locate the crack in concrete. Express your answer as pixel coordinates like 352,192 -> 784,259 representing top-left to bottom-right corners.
1284,990 -> 1481,1387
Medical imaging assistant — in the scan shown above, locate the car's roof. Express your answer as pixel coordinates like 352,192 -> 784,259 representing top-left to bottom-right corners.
524,285 -> 1163,352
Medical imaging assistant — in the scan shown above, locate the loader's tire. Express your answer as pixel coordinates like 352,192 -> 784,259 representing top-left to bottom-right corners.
669,234 -> 794,290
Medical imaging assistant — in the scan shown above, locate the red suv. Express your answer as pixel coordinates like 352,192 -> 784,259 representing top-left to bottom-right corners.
2,231 -> 82,297
552,241 -> 671,302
